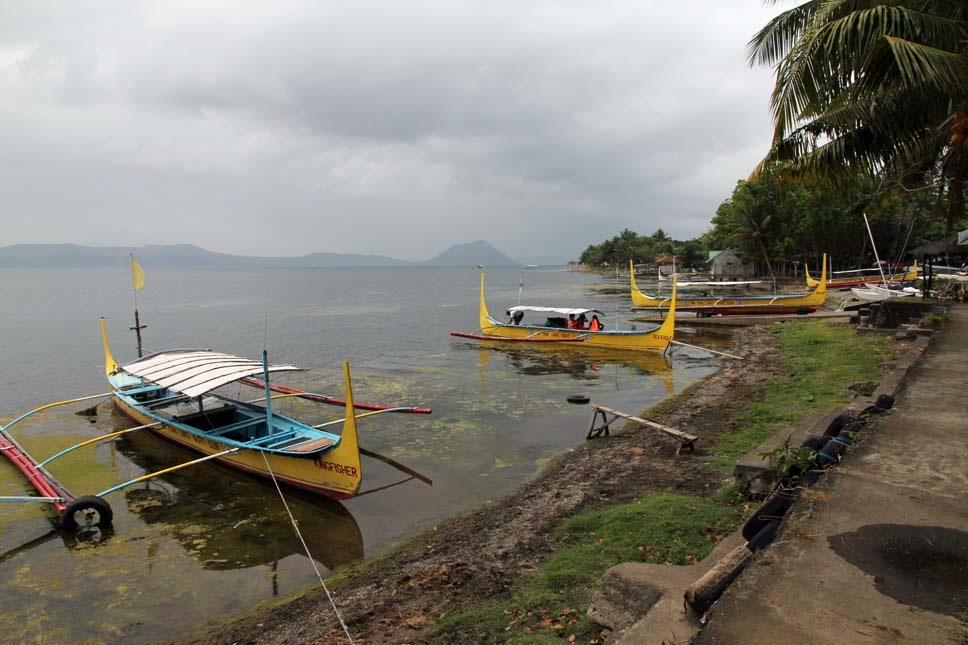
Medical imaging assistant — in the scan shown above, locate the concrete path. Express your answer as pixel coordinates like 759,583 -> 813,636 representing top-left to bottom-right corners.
695,303 -> 968,644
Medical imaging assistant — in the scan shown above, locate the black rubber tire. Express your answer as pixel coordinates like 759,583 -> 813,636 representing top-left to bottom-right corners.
62,495 -> 113,531
742,497 -> 791,541
800,435 -> 825,451
819,438 -> 847,465
823,414 -> 856,438
746,520 -> 780,552
566,394 -> 590,404
875,394 -> 895,410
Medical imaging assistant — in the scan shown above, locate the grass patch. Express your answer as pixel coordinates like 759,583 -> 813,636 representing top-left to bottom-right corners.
711,322 -> 891,469
430,492 -> 742,644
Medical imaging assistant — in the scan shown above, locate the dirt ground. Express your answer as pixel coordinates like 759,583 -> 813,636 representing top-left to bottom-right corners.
175,326 -> 783,645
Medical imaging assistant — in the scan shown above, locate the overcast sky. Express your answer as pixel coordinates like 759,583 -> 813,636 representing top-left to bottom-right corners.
1,1 -> 783,264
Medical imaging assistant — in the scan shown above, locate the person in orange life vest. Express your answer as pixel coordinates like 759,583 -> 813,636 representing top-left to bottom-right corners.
567,314 -> 577,329
589,315 -> 603,331
577,313 -> 587,330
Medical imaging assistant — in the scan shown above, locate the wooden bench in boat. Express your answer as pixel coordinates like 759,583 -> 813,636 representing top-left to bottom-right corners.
283,436 -> 336,453
585,404 -> 697,454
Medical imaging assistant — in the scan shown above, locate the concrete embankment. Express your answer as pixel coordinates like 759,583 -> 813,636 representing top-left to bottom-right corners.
589,303 -> 968,644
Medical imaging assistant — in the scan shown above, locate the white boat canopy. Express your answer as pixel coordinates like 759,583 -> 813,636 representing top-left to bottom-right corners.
120,349 -> 302,398
507,306 -> 605,316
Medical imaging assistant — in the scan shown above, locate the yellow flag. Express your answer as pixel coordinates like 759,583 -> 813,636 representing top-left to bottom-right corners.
130,254 -> 145,291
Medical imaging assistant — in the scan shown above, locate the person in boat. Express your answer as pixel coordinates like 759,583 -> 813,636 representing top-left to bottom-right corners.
567,314 -> 578,329
577,313 -> 587,330
589,315 -> 603,331
512,310 -> 524,325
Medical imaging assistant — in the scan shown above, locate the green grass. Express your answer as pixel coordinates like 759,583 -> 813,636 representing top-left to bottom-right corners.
711,322 -> 891,469
430,493 -> 743,644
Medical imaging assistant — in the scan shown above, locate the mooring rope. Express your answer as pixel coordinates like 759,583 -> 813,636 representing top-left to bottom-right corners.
259,450 -> 355,644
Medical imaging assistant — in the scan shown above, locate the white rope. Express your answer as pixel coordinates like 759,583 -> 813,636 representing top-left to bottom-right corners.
259,450 -> 355,644
670,339 -> 744,360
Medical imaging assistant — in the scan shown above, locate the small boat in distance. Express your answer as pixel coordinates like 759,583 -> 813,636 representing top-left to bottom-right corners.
450,273 -> 676,352
101,319 -> 366,499
630,257 -> 828,317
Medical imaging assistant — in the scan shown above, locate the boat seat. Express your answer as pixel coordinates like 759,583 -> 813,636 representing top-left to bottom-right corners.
204,416 -> 266,438
284,436 -> 336,453
242,431 -> 299,448
147,394 -> 189,409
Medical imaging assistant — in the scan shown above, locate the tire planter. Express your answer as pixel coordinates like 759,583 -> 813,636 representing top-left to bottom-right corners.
566,394 -> 590,404
800,435 -> 825,451
742,496 -> 791,541
875,394 -> 895,411
801,469 -> 824,486
818,437 -> 847,464
823,414 -> 856,438
62,495 -> 113,532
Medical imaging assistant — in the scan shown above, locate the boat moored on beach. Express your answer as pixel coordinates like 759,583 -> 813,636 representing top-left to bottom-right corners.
805,260 -> 917,289
630,257 -> 828,317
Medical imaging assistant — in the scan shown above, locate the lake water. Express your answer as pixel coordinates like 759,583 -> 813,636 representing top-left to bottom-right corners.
0,265 -> 721,642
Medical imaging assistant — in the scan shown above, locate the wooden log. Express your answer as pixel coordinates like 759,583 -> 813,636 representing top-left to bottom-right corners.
683,543 -> 753,615
587,405 -> 698,452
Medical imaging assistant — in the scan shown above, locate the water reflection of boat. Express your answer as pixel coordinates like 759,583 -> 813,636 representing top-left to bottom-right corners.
115,418 -> 363,572
456,342 -> 674,394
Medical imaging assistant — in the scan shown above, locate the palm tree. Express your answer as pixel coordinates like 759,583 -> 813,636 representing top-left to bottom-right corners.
733,191 -> 776,276
749,1 -> 968,232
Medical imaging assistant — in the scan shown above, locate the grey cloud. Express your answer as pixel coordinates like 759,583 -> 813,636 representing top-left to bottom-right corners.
0,1 -> 780,263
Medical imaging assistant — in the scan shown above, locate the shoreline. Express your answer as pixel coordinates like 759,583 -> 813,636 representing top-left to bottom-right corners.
174,325 -> 783,644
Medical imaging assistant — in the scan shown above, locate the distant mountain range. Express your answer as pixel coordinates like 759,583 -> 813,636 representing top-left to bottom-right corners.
0,240 -> 520,268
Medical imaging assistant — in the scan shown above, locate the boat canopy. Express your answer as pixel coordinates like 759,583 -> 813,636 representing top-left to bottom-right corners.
120,350 -> 302,398
507,305 -> 604,316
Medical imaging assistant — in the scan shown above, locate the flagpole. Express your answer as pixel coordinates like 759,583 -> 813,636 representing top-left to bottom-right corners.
129,254 -> 147,357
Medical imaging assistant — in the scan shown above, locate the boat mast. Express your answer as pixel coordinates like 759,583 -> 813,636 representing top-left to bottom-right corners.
261,350 -> 274,432
863,214 -> 889,286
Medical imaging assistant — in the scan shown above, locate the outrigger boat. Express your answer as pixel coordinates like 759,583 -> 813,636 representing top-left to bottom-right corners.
0,345 -> 375,534
2,257 -> 431,534
630,257 -> 828,317
450,273 -> 676,352
100,319 -> 367,500
805,259 -> 917,289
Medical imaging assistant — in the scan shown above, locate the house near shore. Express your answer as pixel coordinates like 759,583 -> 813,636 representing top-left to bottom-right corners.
707,249 -> 755,279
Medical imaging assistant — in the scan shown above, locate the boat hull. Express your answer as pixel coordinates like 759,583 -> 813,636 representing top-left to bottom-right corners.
112,395 -> 362,500
631,258 -> 827,315
467,324 -> 672,351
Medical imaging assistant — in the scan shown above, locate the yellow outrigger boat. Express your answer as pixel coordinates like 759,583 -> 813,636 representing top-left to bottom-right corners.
805,259 -> 917,288
451,273 -> 676,352
101,319 -> 365,500
631,257 -> 828,317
